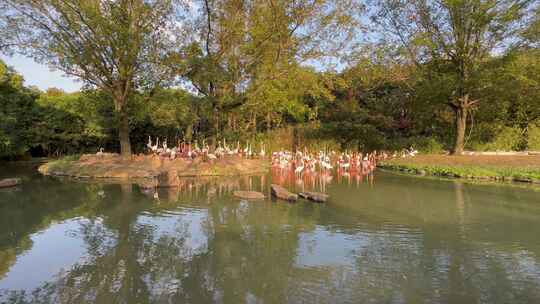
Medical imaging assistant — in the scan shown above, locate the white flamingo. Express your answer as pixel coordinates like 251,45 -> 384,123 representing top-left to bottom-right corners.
295,162 -> 304,175
151,137 -> 159,153
147,136 -> 153,151
259,143 -> 266,158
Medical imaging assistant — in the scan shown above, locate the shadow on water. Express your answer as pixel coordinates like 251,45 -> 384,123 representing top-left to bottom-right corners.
0,163 -> 540,303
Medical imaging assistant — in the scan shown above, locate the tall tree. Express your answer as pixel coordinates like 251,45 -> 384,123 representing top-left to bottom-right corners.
176,0 -> 361,143
3,0 -> 175,156
372,0 -> 534,154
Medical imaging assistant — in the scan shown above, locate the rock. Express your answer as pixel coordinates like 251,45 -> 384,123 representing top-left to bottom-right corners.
298,191 -> 329,203
0,178 -> 21,188
138,178 -> 157,190
157,170 -> 179,187
271,184 -> 298,202
233,191 -> 265,200
514,177 -> 532,183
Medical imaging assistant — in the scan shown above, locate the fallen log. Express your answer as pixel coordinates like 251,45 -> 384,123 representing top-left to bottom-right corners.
271,184 -> 298,202
0,178 -> 21,188
233,191 -> 265,200
298,191 -> 329,203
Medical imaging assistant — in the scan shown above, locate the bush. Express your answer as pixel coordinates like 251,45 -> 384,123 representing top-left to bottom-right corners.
471,126 -> 522,151
528,124 -> 540,151
389,136 -> 446,154
254,126 -> 341,153
418,138 -> 444,154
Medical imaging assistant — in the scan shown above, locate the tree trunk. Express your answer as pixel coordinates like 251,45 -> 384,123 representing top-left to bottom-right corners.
251,112 -> 257,133
212,108 -> 219,148
292,127 -> 299,152
452,106 -> 467,155
118,109 -> 132,157
266,112 -> 271,130
185,124 -> 193,142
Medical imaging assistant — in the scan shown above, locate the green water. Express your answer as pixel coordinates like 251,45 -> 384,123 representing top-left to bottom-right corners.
1,163 -> 540,303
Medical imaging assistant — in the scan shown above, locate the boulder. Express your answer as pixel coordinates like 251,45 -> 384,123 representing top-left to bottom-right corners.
298,191 -> 329,203
233,191 -> 265,200
157,170 -> 180,187
0,178 -> 21,188
271,184 -> 298,202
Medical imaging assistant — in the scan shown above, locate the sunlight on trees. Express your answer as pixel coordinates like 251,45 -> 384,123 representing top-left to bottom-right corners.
0,0 -> 539,158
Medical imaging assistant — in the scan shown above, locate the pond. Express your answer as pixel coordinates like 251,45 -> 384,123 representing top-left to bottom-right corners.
1,162 -> 540,303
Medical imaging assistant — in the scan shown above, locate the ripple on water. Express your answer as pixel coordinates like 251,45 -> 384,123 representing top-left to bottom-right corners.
2,168 -> 540,303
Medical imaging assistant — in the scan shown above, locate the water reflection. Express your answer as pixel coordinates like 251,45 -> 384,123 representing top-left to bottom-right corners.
1,167 -> 540,303
270,166 -> 374,193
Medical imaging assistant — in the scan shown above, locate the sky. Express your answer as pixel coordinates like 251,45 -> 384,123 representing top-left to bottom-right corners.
1,54 -> 82,92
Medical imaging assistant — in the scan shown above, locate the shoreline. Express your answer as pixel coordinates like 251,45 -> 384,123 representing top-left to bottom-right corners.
378,154 -> 540,185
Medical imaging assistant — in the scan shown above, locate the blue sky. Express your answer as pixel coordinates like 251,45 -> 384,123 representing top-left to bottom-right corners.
1,54 -> 81,92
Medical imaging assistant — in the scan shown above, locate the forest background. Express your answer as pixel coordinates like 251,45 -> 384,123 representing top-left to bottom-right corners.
0,0 -> 539,159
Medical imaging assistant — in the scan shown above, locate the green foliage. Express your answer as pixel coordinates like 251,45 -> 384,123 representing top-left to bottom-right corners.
471,126 -> 523,152
380,161 -> 540,181
4,0 -> 176,156
371,0 -> 535,154
1,1 -> 540,158
410,137 -> 446,154
528,124 -> 540,150
0,61 -> 39,158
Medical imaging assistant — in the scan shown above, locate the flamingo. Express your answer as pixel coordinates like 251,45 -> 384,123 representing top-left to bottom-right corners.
339,157 -> 350,170
147,136 -> 153,152
151,137 -> 159,154
295,164 -> 304,175
259,143 -> 266,158
248,143 -> 253,158
243,142 -> 249,156
321,159 -> 333,171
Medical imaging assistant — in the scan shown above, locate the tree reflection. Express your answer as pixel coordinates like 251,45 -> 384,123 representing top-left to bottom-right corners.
1,177 -> 320,303
2,174 -> 540,303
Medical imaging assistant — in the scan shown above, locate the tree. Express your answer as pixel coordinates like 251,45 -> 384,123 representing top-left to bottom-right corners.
372,0 -> 535,154
0,60 -> 37,158
3,0 -> 176,156
176,0 -> 361,143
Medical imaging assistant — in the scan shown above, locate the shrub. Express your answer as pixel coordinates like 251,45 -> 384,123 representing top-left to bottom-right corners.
528,123 -> 540,151
392,136 -> 446,154
471,126 -> 522,151
415,137 -> 445,154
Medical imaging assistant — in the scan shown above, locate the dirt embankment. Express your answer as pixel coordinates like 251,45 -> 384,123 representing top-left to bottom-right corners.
38,154 -> 270,184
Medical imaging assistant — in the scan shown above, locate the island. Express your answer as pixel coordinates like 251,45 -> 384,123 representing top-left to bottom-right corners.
38,154 -> 270,187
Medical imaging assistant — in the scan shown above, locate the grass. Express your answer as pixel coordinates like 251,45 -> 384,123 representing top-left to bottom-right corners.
378,155 -> 540,183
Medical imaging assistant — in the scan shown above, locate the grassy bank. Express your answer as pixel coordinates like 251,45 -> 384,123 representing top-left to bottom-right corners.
378,155 -> 540,184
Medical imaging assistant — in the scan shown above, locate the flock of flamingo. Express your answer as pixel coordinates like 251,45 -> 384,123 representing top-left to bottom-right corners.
271,150 -> 383,176
139,136 -> 420,199
146,136 -> 265,160
144,135 -> 418,175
